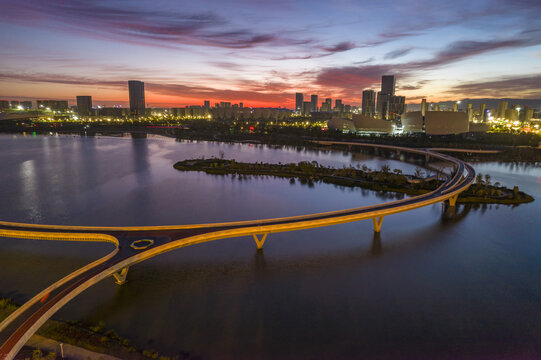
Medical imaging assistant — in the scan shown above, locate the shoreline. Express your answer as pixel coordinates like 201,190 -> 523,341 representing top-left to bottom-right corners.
174,158 -> 534,205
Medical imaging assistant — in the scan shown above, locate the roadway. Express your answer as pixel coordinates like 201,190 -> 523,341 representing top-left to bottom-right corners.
0,143 -> 475,359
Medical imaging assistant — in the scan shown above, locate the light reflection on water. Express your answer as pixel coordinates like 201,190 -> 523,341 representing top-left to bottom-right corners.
0,134 -> 540,359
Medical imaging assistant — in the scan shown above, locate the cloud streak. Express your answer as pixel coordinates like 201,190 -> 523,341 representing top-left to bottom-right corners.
1,0 -> 312,50
448,74 -> 541,98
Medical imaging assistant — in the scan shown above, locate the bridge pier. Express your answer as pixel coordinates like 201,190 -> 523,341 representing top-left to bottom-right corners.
252,233 -> 268,250
447,194 -> 459,207
372,216 -> 384,232
112,267 -> 129,285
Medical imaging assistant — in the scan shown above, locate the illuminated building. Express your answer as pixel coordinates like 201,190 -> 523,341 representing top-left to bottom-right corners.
421,98 -> 427,116
310,95 -> 318,112
295,93 -> 303,114
37,100 -> 68,111
480,104 -> 486,121
376,75 -> 405,120
128,80 -> 145,116
334,99 -> 344,112
20,101 -> 32,109
0,100 -> 9,110
402,111 -> 469,134
497,101 -> 508,119
76,96 -> 92,116
362,90 -> 376,116
204,100 -> 210,108
302,101 -> 311,115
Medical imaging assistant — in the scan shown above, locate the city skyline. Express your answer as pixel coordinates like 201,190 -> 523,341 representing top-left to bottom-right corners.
1,0 -> 541,107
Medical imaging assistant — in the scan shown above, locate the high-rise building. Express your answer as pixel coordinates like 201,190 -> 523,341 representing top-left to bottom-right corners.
497,101 -> 508,119
128,80 -> 145,116
421,98 -> 427,116
310,95 -> 318,112
10,100 -> 20,109
76,96 -> 92,116
204,100 -> 210,108
377,75 -> 403,120
239,102 -> 243,108
480,104 -> 486,122
0,100 -> 9,110
381,75 -> 395,96
302,101 -> 311,115
334,99 -> 344,112
320,98 -> 332,112
467,103 -> 473,122
362,90 -> 376,116
295,93 -> 304,113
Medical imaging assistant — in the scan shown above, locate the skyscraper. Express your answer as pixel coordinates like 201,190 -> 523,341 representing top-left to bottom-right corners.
128,80 -> 145,116
204,100 -> 210,108
497,101 -> 508,119
480,104 -> 486,121
334,99 -> 343,112
381,75 -> 395,96
310,95 -> 318,112
362,90 -> 375,116
76,96 -> 92,116
421,98 -> 427,116
295,93 -> 304,114
302,101 -> 311,115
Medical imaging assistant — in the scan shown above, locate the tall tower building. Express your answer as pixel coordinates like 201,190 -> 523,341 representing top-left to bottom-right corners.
310,95 -> 318,112
295,93 -> 304,114
362,90 -> 376,116
76,96 -> 92,116
497,101 -> 508,119
302,101 -> 311,115
467,103 -> 473,122
381,75 -> 395,96
128,80 -> 145,116
421,98 -> 427,116
480,104 -> 486,121
204,100 -> 210,108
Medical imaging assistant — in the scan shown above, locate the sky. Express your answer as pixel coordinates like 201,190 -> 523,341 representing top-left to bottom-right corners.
0,0 -> 540,108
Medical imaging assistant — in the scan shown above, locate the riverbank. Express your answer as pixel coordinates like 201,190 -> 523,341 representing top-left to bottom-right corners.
173,159 -> 534,205
1,120 -> 540,162
0,298 -> 195,360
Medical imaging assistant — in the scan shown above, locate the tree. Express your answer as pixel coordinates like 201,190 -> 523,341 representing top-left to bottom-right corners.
381,165 -> 390,174
484,174 -> 491,186
414,167 -> 423,178
476,174 -> 484,185
393,169 -> 403,175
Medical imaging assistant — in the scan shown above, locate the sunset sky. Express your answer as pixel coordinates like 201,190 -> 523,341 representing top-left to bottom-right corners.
1,0 -> 540,108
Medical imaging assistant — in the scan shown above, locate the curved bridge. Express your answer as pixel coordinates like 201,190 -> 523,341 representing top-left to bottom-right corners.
0,143 -> 475,359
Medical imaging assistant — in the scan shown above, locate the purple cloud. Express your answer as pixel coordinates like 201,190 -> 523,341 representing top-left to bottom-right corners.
384,48 -> 413,60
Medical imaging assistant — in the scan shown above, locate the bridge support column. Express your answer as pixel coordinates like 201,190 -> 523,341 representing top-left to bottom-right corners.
252,234 -> 268,250
448,194 -> 459,207
372,216 -> 384,233
112,267 -> 129,285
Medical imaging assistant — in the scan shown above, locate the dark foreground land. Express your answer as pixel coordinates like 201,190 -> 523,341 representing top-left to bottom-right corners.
174,159 -> 534,205
0,298 -> 198,360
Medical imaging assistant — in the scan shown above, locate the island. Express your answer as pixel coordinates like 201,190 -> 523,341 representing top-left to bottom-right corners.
174,158 -> 534,205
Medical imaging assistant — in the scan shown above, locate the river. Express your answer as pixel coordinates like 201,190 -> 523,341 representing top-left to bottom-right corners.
0,133 -> 540,359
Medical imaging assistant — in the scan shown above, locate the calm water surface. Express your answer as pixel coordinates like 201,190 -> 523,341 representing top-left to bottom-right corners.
0,134 -> 540,359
